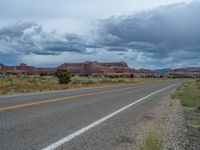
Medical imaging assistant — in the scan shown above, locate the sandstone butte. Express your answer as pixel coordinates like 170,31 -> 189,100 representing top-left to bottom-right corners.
0,62 -> 200,78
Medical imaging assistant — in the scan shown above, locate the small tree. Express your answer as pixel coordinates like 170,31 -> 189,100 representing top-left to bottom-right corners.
55,69 -> 71,84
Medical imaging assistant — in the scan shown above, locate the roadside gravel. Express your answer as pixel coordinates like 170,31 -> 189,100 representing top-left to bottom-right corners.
117,93 -> 190,150
163,98 -> 189,150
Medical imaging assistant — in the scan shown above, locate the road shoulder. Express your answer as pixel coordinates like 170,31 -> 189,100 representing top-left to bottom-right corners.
115,93 -> 189,150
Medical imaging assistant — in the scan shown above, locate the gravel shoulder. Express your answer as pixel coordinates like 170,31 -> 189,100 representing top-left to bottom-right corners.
123,93 -> 199,150
122,93 -> 189,150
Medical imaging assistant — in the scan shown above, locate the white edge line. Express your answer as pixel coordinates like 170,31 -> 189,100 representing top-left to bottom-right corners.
42,83 -> 178,150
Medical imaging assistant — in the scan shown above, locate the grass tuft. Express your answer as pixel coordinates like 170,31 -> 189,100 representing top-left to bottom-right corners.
140,125 -> 165,150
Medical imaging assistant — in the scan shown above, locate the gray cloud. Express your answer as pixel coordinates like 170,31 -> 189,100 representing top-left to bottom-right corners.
0,22 -> 88,55
95,1 -> 200,67
0,1 -> 200,68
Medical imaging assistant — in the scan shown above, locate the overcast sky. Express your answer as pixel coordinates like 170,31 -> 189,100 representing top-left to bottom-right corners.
0,0 -> 199,69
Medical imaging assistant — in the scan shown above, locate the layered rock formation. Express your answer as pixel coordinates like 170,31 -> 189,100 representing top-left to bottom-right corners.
0,62 -> 200,78
58,61 -> 135,76
0,63 -> 56,75
0,61 -> 135,76
166,67 -> 200,78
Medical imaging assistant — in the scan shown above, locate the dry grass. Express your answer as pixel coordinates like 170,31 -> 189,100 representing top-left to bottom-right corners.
0,75 -> 169,95
172,79 -> 200,109
140,124 -> 165,150
172,79 -> 200,133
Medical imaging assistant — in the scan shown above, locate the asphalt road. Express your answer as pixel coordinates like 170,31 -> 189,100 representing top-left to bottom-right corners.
0,80 -> 180,150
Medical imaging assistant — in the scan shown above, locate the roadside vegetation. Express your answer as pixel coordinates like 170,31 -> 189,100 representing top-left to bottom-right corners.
140,125 -> 165,150
0,74 -> 169,95
136,79 -> 200,150
172,79 -> 200,109
55,69 -> 71,84
172,79 -> 200,133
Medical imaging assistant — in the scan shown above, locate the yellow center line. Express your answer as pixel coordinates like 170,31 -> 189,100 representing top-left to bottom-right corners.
0,86 -> 133,111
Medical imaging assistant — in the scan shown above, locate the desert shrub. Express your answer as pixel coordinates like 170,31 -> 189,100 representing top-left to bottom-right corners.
55,69 -> 71,84
196,79 -> 200,83
40,72 -> 48,76
130,74 -> 134,78
71,77 -> 81,84
82,79 -> 94,85
118,79 -> 126,83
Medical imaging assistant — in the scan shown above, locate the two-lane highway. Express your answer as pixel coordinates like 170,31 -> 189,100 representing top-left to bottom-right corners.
0,80 -> 180,150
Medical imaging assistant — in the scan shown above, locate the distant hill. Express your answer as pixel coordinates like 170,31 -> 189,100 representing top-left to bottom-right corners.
0,62 -> 200,78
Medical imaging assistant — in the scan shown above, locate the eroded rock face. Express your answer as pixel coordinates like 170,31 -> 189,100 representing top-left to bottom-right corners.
166,67 -> 200,78
0,61 -> 135,76
58,61 -> 135,76
0,62 -> 199,77
0,63 -> 56,75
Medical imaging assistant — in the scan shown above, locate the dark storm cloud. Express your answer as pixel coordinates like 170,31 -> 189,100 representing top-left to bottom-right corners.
0,1 -> 200,68
95,1 -> 200,67
0,22 -> 38,38
0,22 -> 88,55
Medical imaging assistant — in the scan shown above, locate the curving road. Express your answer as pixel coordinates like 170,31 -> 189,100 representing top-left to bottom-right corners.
0,80 -> 180,150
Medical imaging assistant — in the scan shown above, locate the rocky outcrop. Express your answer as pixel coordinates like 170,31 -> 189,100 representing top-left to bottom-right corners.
58,61 -> 135,76
0,61 -> 135,76
166,67 -> 200,78
0,62 -> 200,78
0,63 -> 56,75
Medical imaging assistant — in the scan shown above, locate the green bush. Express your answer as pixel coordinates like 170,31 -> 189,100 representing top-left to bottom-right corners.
55,69 -> 71,84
